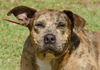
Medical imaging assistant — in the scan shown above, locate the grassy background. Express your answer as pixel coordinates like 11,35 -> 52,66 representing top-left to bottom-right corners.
0,0 -> 100,70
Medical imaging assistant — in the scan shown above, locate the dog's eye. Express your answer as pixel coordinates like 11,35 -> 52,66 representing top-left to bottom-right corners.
57,22 -> 66,28
35,22 -> 45,28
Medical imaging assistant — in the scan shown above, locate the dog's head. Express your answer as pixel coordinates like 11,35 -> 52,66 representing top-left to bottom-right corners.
8,6 -> 85,56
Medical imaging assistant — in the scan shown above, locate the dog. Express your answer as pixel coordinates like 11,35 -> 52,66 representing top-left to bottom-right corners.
7,6 -> 100,70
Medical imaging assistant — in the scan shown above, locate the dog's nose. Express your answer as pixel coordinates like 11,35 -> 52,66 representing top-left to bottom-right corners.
44,34 -> 56,44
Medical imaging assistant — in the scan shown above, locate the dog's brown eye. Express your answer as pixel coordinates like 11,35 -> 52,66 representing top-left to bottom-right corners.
35,22 -> 45,28
57,22 -> 66,28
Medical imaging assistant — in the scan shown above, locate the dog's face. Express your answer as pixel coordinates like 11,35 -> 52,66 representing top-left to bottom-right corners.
8,6 -> 85,56
31,10 -> 72,55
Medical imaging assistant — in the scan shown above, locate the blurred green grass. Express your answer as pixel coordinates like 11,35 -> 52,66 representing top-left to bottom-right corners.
0,0 -> 100,70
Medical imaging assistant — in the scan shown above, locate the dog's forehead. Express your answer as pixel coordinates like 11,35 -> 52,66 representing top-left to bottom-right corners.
35,9 -> 62,15
34,10 -> 68,21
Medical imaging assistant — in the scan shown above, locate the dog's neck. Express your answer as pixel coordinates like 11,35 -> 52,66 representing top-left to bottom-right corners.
36,53 -> 55,70
35,49 -> 72,70
36,57 -> 52,70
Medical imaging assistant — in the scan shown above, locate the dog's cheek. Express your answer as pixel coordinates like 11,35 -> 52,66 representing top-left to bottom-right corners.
56,28 -> 71,51
58,29 -> 70,42
30,29 -> 40,44
31,29 -> 45,49
34,26 -> 41,34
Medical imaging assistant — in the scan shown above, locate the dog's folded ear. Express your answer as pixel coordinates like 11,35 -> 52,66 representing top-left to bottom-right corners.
7,6 -> 36,26
63,10 -> 86,32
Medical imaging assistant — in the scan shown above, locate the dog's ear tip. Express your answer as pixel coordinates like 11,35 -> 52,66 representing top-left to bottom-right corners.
63,10 -> 73,14
7,13 -> 10,16
7,11 -> 12,16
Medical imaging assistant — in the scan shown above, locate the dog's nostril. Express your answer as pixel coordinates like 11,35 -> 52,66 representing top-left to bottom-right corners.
44,34 -> 56,44
51,38 -> 54,41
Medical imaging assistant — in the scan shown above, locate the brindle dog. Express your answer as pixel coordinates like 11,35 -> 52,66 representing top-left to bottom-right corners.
7,6 -> 100,70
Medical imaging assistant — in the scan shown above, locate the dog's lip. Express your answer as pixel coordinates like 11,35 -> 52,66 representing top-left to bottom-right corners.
43,44 -> 62,55
47,48 -> 62,56
36,44 -> 63,56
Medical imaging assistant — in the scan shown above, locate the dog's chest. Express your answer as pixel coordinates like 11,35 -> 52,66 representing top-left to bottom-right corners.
36,58 -> 52,70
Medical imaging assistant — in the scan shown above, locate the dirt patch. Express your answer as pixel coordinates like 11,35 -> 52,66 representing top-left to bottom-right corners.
80,0 -> 100,8
80,0 -> 91,3
89,2 -> 100,8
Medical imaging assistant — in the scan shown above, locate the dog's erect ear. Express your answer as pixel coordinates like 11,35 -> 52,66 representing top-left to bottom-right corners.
63,10 -> 86,32
7,6 -> 36,26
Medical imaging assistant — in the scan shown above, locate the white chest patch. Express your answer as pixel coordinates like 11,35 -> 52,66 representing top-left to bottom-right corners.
36,58 -> 52,70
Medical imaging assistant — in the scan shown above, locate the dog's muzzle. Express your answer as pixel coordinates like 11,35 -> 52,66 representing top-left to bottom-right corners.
43,34 -> 63,55
44,34 -> 56,44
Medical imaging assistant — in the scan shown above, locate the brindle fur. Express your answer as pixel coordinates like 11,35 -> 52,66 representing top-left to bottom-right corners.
7,6 -> 100,70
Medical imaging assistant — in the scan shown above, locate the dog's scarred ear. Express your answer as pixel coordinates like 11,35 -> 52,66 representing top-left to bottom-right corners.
63,10 -> 86,32
7,6 -> 36,26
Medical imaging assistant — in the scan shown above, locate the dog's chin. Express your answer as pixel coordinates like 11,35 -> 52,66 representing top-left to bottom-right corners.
38,44 -> 64,56
47,48 -> 63,56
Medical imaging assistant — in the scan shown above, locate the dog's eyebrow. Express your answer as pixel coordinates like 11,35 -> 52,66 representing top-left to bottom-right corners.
0,17 -> 20,24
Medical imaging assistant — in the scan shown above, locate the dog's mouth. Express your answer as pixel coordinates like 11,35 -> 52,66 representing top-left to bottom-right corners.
46,47 -> 62,56
37,44 -> 64,56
